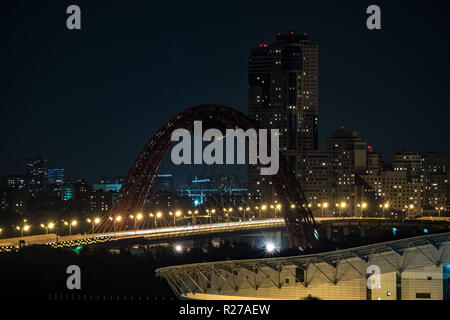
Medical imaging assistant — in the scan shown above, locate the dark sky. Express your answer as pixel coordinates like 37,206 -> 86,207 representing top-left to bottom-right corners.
1,0 -> 449,182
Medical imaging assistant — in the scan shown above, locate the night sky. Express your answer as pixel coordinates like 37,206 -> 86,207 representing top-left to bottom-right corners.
1,0 -> 449,182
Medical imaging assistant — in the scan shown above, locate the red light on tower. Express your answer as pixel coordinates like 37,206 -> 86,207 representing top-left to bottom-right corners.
339,125 -> 345,130
290,31 -> 295,35
368,145 -> 373,150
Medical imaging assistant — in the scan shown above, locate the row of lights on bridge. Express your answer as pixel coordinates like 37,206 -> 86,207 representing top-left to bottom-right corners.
2,202 -> 443,238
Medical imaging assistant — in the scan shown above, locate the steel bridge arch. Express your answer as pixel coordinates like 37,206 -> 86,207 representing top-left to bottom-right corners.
100,104 -> 317,248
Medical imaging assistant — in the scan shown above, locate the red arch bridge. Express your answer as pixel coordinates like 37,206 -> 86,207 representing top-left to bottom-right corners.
92,104 -> 318,249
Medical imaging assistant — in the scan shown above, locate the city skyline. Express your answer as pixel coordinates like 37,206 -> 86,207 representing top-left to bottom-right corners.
2,1 -> 450,182
2,1 -> 450,304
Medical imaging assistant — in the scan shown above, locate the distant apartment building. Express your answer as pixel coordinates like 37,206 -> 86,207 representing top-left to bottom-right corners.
421,152 -> 448,214
90,188 -> 114,214
2,175 -> 26,190
301,127 -> 368,216
325,127 -> 367,210
153,174 -> 175,193
47,168 -> 64,185
98,176 -> 125,184
302,150 -> 328,204
61,184 -> 74,201
25,154 -> 48,196
365,146 -> 381,174
359,170 -> 423,217
392,151 -> 448,215
294,129 -> 448,217
393,150 -> 422,183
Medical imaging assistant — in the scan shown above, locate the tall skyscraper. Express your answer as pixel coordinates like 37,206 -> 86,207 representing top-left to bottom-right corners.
248,31 -> 318,200
25,154 -> 48,197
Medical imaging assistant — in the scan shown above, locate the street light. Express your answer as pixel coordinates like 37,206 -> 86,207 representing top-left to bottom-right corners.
339,201 -> 347,216
155,211 -> 162,227
275,204 -> 281,218
41,222 -> 54,235
64,220 -> 77,236
172,210 -> 181,226
357,202 -> 368,217
129,213 -> 143,233
405,204 -> 414,218
382,202 -> 390,218
17,224 -> 30,237
436,206 -> 444,218
149,213 -> 154,227
113,216 -> 122,235
245,206 -> 251,220
87,218 -> 100,234
322,202 -> 329,216
210,209 -> 217,223
261,204 -> 267,219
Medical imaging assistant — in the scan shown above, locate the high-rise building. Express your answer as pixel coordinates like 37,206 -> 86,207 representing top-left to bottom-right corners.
2,175 -> 26,190
98,176 -> 125,184
302,150 -> 328,204
48,169 -> 64,185
324,127 -> 367,214
25,154 -> 48,196
62,184 -> 74,201
365,145 -> 381,174
61,178 -> 92,213
90,189 -> 114,214
391,151 -> 448,215
421,152 -> 448,214
289,126 -> 370,216
360,170 -> 423,218
153,174 -> 175,193
248,31 -> 318,200
393,150 -> 422,183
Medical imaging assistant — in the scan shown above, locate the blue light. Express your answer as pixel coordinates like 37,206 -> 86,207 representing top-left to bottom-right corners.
313,229 -> 319,240
444,264 -> 450,300
423,228 -> 429,234
392,227 -> 397,237
194,200 -> 199,206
